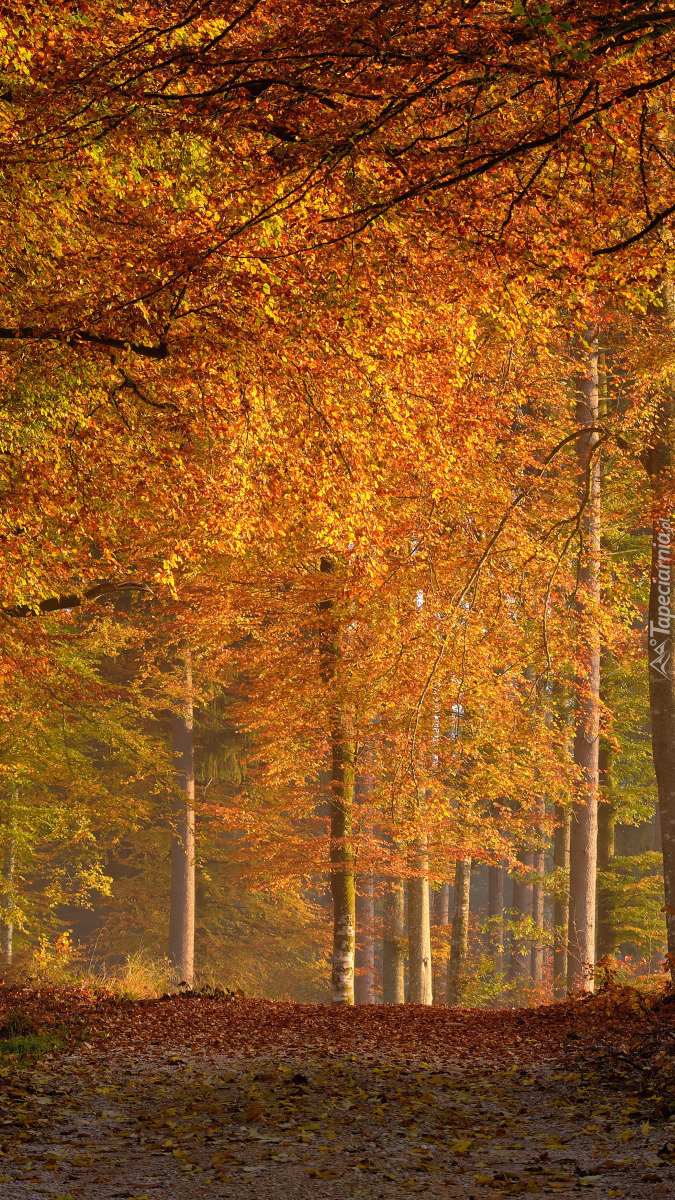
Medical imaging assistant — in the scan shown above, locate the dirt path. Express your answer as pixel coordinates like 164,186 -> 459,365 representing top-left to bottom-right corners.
1,990 -> 674,1198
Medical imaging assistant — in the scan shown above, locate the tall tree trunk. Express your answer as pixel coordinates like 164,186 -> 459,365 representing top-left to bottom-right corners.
488,865 -> 504,957
1,800 -> 16,967
596,620 -> 617,965
447,858 -> 471,1005
168,654 -> 195,986
553,812 -> 570,997
510,851 -> 533,981
648,508 -> 675,974
319,557 -> 356,1005
433,880 -> 450,999
553,807 -> 570,997
530,847 -> 545,984
327,713 -> 356,1005
641,286 -> 675,978
408,838 -> 432,1004
597,736 -> 616,962
653,805 -> 663,853
435,881 -> 450,927
567,340 -> 602,994
354,874 -> 376,1004
382,878 -> 405,1003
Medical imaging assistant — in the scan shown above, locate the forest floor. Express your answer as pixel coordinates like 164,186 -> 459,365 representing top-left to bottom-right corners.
1,985 -> 675,1199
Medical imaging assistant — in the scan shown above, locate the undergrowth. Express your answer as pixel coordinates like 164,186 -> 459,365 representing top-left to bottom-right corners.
0,1009 -> 65,1060
27,939 -> 248,1000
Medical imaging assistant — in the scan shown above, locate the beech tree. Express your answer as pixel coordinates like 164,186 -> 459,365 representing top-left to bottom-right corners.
0,793 -> 16,965
510,852 -> 534,983
168,653 -> 196,987
642,288 -> 675,977
487,866 -> 504,959
407,839 -> 432,1005
382,880 -> 406,1005
354,875 -> 376,1005
447,859 -> 471,1006
568,341 -> 602,994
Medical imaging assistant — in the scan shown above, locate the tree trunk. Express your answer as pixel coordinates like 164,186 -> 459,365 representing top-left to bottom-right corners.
597,736 -> 616,962
567,340 -> 601,994
639,284 -> 675,976
318,557 -> 356,1005
168,654 -> 196,986
327,715 -> 356,1004
447,858 -> 471,1005
1,811 -> 16,967
382,878 -> 405,1003
488,865 -> 504,956
642,452 -> 673,951
553,807 -> 570,997
653,805 -> 663,853
354,874 -> 376,1004
510,851 -> 533,981
433,881 -> 451,998
408,839 -> 432,1004
648,510 -> 675,973
531,848 -> 545,984
435,881 -> 450,927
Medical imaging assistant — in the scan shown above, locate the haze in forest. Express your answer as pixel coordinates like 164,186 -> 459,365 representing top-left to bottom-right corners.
1,0 -> 674,1012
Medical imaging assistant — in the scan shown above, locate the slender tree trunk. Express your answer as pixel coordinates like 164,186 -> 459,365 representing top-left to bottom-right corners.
433,881 -> 450,999
327,715 -> 356,1005
1,808 -> 16,967
168,654 -> 196,986
648,509 -> 675,973
382,878 -> 405,1003
318,557 -> 356,1005
639,284 -> 675,977
568,340 -> 602,994
531,847 -> 545,984
653,805 -> 663,853
510,851 -> 533,981
488,865 -> 504,956
596,626 -> 617,965
408,838 -> 432,1004
596,736 -> 616,962
553,807 -> 571,998
435,881 -> 450,927
355,875 -> 376,1004
447,858 -> 471,1005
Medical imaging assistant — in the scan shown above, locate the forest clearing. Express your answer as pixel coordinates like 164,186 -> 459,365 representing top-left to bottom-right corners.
4,1 -> 675,1195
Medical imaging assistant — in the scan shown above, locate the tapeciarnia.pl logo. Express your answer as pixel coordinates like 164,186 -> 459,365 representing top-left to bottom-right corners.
650,517 -> 673,681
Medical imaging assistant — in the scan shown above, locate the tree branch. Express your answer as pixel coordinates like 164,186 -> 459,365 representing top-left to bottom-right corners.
0,327 -> 168,360
4,581 -> 151,619
592,204 -> 675,256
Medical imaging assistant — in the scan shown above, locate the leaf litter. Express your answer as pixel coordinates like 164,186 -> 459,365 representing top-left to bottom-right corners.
1,983 -> 675,1198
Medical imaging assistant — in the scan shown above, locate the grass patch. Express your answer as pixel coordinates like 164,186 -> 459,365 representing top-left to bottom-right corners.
0,1009 -> 65,1060
0,1030 -> 64,1058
